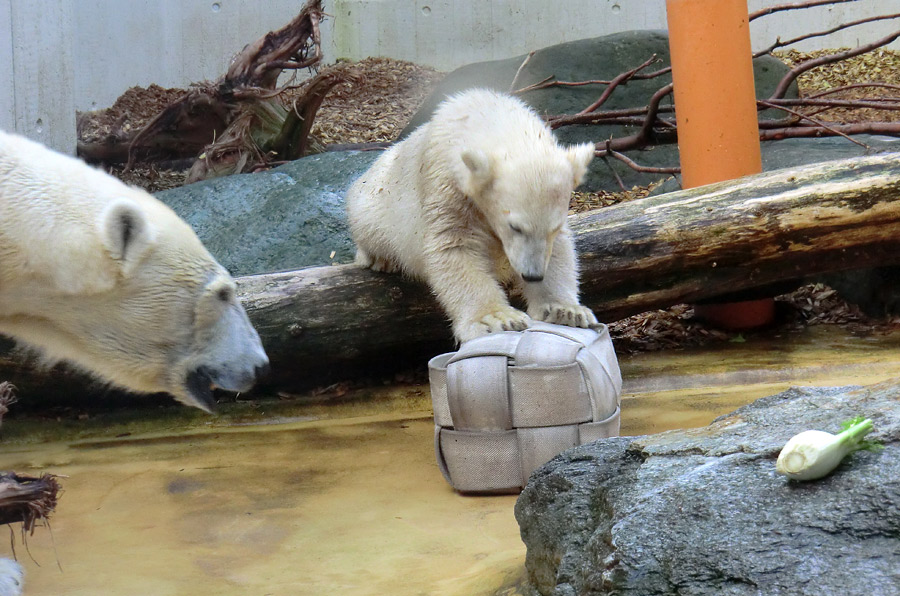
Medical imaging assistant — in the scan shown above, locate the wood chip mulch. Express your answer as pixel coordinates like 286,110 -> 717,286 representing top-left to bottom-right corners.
610,283 -> 900,354
774,48 -> 900,124
311,57 -> 444,144
77,84 -> 186,145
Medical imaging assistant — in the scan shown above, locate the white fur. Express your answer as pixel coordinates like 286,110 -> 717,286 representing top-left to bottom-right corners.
0,131 -> 269,411
346,88 -> 598,342
0,559 -> 22,596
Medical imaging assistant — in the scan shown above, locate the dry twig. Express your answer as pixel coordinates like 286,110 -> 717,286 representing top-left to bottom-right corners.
754,12 -> 900,57
770,28 -> 900,99
749,0 -> 857,22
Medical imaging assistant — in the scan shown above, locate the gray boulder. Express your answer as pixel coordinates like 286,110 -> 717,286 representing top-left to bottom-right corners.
401,30 -> 796,192
515,380 -> 900,596
155,150 -> 378,276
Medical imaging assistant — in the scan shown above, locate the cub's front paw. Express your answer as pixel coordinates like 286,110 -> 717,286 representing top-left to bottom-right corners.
458,306 -> 532,342
355,249 -> 401,273
531,303 -> 598,328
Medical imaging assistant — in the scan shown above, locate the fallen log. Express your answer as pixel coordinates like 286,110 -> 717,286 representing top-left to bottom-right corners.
4,154 -> 900,403
573,151 -> 900,320
237,152 -> 900,390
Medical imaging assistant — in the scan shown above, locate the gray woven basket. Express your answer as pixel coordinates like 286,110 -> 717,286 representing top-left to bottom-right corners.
428,321 -> 622,493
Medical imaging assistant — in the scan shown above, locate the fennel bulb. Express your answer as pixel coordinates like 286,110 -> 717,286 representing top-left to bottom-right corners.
776,417 -> 877,481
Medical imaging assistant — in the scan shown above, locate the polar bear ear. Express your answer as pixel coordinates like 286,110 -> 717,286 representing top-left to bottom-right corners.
566,143 -> 596,187
460,149 -> 494,196
100,200 -> 156,276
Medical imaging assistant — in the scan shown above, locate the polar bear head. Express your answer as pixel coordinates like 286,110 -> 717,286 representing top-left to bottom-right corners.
1,195 -> 268,413
0,131 -> 270,411
85,198 -> 269,411
459,141 -> 594,281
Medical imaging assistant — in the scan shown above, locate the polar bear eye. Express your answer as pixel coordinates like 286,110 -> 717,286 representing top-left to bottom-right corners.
217,287 -> 233,303
509,223 -> 524,234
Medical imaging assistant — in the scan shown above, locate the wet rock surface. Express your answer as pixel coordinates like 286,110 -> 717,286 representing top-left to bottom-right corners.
515,380 -> 900,596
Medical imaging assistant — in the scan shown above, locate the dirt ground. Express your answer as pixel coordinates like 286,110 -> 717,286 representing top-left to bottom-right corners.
76,50 -> 900,353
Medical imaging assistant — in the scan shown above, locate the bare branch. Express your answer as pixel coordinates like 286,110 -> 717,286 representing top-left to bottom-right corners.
749,0 -> 858,22
760,122 -> 900,141
549,103 -> 675,129
770,28 -> 900,99
600,155 -> 629,190
509,51 -> 536,94
767,97 -> 900,111
758,100 -> 870,149
578,55 -> 660,114
592,83 -> 675,153
754,12 -> 900,57
808,83 -> 900,99
517,66 -> 672,96
603,145 -> 681,174
514,75 -> 559,94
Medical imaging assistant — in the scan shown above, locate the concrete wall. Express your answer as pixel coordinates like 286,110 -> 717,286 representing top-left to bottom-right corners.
71,0 -> 308,112
1,0 -> 897,152
1,0 -> 76,153
330,0 -> 900,70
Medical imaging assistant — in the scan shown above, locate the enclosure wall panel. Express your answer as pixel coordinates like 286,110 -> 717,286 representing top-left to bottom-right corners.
4,0 -> 899,150
5,0 -> 75,153
0,0 -> 14,133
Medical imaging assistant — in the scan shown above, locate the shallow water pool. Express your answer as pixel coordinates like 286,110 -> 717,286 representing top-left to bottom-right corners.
4,325 -> 900,595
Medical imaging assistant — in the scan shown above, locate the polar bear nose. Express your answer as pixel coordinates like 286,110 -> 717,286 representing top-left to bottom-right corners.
254,362 -> 271,380
522,273 -> 544,282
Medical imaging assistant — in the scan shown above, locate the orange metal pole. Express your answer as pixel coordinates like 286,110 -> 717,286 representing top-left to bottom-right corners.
666,0 -> 762,186
666,0 -> 772,328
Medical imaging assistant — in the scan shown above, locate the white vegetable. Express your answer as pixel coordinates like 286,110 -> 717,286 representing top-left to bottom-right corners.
775,418 -> 874,481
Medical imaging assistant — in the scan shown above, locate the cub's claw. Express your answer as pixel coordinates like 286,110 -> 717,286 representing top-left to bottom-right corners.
355,249 -> 401,273
458,306 -> 532,342
532,303 -> 598,328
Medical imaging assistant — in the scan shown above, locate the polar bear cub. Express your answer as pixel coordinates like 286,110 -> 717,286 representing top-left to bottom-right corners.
0,131 -> 269,412
346,88 -> 597,342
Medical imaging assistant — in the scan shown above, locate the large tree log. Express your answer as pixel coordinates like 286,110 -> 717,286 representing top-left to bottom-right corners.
237,153 -> 900,391
573,152 -> 900,320
3,154 -> 900,403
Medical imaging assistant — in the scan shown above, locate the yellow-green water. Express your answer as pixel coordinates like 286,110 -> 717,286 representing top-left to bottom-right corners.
3,325 -> 900,595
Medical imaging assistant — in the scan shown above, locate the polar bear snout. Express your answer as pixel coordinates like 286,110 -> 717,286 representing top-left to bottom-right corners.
195,360 -> 269,393
213,360 -> 271,393
504,237 -> 550,283
182,353 -> 269,413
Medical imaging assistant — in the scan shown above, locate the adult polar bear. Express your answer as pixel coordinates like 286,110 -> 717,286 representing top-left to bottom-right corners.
0,131 -> 269,413
347,89 -> 597,342
0,130 -> 269,595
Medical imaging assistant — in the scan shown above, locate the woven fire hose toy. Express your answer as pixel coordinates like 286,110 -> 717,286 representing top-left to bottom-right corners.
428,321 -> 622,493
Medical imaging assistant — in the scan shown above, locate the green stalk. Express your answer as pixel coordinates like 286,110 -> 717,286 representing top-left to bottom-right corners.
836,418 -> 874,451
